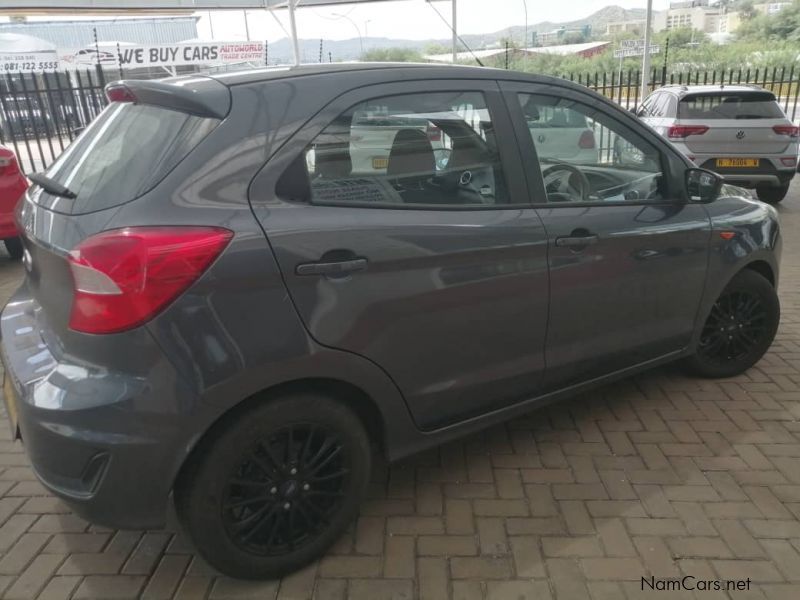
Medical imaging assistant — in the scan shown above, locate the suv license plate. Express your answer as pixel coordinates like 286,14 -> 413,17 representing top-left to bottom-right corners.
717,158 -> 759,168
372,157 -> 389,169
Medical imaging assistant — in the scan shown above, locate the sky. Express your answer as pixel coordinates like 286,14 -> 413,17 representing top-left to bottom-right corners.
195,0 -> 670,42
3,1 -> 671,43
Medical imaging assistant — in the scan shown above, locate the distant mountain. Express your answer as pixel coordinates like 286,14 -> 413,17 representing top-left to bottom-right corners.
265,5 -> 649,63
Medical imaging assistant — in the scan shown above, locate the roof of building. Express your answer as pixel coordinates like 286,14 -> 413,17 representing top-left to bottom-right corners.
0,32 -> 56,53
526,41 -> 611,56
425,41 -> 611,63
0,16 -> 197,49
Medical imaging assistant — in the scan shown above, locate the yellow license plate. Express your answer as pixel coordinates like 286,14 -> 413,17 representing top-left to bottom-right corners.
372,157 -> 389,169
2,370 -> 19,438
716,158 -> 759,168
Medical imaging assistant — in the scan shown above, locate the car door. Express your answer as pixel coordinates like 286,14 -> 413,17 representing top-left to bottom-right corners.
500,81 -> 711,388
249,79 -> 550,430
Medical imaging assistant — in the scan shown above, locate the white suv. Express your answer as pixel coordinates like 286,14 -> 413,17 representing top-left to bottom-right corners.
638,85 -> 797,203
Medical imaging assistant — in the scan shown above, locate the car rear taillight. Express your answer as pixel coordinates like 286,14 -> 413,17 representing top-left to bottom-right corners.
67,227 -> 232,334
578,130 -> 596,149
105,84 -> 137,103
426,124 -> 442,142
781,157 -> 797,167
667,125 -> 709,139
0,151 -> 18,174
773,125 -> 799,138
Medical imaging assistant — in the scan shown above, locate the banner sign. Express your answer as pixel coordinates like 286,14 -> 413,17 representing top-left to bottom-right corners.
1,41 -> 266,73
1,50 -> 60,74
113,42 -> 265,68
613,40 -> 661,58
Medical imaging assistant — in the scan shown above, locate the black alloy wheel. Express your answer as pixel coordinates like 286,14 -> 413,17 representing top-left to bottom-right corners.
177,393 -> 371,579
697,289 -> 767,365
222,424 -> 349,556
685,270 -> 779,378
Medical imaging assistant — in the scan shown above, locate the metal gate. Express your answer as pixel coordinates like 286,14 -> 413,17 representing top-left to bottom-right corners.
0,68 -> 107,173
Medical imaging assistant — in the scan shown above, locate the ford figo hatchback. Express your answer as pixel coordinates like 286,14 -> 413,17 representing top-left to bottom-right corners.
1,65 -> 781,579
637,85 -> 798,204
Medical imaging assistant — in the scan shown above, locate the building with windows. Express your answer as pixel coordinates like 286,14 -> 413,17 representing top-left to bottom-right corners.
655,1 -> 788,36
605,20 -> 646,36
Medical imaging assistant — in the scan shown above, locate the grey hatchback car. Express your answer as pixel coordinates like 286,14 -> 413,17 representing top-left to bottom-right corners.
1,64 -> 782,579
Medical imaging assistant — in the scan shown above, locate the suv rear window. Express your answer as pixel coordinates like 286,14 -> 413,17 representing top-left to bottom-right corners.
41,103 -> 218,214
678,92 -> 784,120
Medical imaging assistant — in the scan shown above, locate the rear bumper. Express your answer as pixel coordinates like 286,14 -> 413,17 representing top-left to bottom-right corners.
0,285 -> 196,529
696,158 -> 795,189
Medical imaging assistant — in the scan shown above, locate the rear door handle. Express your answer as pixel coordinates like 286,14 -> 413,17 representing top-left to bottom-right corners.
295,257 -> 368,276
555,234 -> 599,248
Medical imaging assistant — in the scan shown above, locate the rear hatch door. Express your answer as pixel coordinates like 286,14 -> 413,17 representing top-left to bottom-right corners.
17,77 -> 227,341
679,91 -> 792,155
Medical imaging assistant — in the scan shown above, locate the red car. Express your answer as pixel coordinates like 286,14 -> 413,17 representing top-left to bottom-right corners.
0,145 -> 27,260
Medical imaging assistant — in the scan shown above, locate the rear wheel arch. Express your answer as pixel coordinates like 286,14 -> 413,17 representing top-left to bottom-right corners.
173,377 -> 386,493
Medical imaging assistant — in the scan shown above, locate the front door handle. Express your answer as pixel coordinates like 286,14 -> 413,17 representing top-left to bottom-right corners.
296,257 -> 368,276
555,234 -> 599,248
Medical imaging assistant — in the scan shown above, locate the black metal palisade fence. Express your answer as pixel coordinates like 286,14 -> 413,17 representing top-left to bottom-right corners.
2,65 -> 800,174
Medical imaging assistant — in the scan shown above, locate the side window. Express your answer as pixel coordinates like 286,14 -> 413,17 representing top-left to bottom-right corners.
303,91 -> 512,207
518,93 -> 665,204
654,94 -> 672,117
638,95 -> 655,117
664,94 -> 678,117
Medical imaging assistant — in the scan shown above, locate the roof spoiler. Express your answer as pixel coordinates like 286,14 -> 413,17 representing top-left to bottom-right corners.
104,77 -> 230,120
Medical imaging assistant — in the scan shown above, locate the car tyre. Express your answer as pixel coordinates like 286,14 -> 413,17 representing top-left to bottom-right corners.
756,183 -> 790,204
4,238 -> 23,260
176,392 -> 371,579
684,270 -> 779,379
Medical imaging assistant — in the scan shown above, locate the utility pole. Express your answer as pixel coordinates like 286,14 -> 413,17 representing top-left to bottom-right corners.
640,0 -> 653,99
243,10 -> 250,41
452,0 -> 457,63
288,0 -> 300,67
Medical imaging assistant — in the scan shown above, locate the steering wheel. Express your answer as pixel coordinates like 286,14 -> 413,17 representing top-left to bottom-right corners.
541,163 -> 591,202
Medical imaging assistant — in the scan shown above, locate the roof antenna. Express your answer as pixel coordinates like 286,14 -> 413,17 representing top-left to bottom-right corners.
425,1 -> 485,67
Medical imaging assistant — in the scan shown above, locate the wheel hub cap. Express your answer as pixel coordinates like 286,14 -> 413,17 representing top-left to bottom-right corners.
699,289 -> 767,364
221,424 -> 350,556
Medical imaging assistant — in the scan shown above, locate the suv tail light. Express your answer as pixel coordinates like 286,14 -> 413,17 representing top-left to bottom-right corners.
667,125 -> 709,139
105,84 -> 137,103
426,124 -> 442,142
578,130 -> 596,149
0,150 -> 19,174
68,227 -> 232,334
773,125 -> 799,138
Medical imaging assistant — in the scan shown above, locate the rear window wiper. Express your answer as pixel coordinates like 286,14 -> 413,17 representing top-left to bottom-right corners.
27,173 -> 77,199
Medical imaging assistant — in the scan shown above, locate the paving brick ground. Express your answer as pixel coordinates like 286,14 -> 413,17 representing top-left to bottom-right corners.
2,181 -> 800,599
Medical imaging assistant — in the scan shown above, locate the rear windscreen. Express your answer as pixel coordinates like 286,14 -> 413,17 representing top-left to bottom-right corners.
678,93 -> 784,120
41,102 -> 218,213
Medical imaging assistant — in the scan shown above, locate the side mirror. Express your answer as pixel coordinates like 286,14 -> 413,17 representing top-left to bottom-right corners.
686,167 -> 723,203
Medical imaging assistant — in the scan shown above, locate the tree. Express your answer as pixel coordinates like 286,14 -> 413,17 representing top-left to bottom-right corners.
423,43 -> 450,56
563,31 -> 587,45
736,0 -> 800,41
361,47 -> 423,62
654,27 -> 709,48
735,0 -> 756,19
